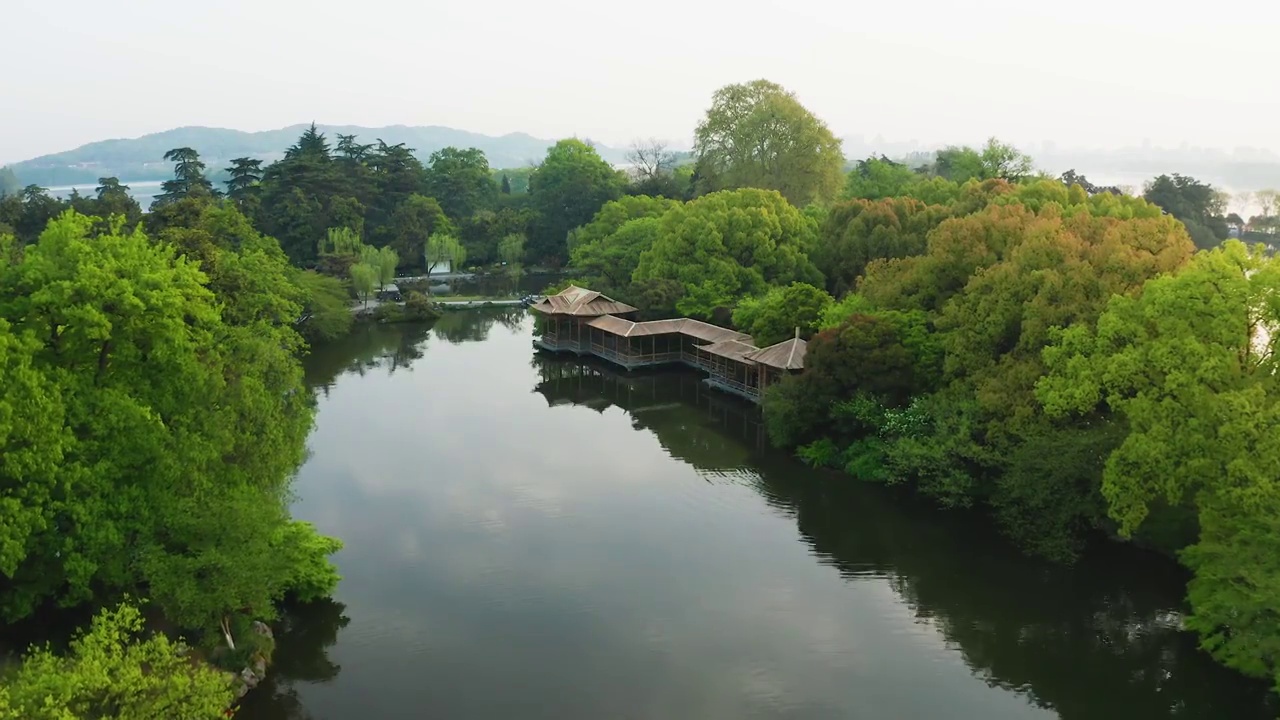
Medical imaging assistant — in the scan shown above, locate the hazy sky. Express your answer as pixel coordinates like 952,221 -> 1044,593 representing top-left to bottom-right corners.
4,0 -> 1278,163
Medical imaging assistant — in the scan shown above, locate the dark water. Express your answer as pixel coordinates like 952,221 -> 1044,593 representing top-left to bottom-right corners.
237,311 -> 1277,720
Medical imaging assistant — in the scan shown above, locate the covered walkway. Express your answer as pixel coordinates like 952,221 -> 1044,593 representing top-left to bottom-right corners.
529,285 -> 807,403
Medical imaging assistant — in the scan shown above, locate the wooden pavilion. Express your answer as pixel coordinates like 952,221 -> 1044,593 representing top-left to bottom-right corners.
529,285 -> 639,354
529,285 -> 808,403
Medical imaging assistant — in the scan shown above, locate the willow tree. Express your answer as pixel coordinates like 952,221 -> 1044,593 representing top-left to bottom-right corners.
425,233 -> 466,279
693,80 -> 845,206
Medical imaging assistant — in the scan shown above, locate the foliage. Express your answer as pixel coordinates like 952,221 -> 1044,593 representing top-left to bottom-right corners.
225,156 -> 264,213
813,197 -> 951,297
425,233 -> 466,277
1143,173 -> 1230,248
843,156 -> 920,200
459,207 -> 534,266
273,521 -> 344,603
0,167 -> 20,198
930,138 -> 1034,183
632,188 -> 823,318
1038,241 -> 1280,684
731,282 -> 833,346
350,263 -> 378,306
569,195 -> 678,293
0,209 -> 342,639
293,270 -> 353,344
527,139 -> 624,266
0,602 -> 235,719
387,194 -> 452,271
693,79 -> 844,206
402,291 -> 441,321
152,147 -> 218,209
497,232 -> 525,268
423,147 -> 496,221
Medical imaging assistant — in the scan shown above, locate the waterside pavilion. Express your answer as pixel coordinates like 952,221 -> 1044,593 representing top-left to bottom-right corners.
530,285 -> 808,403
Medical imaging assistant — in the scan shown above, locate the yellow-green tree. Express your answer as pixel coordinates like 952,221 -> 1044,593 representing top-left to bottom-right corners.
0,602 -> 235,720
0,210 -> 339,642
694,80 -> 844,206
1038,241 -> 1280,688
633,188 -> 823,318
731,282 -> 833,346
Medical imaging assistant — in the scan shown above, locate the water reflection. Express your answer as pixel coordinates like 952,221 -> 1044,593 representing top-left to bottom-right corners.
259,315 -> 1275,720
433,308 -> 525,345
237,600 -> 351,720
532,355 -> 1278,719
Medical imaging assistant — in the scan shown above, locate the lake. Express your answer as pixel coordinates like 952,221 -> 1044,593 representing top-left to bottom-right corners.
236,310 -> 1278,720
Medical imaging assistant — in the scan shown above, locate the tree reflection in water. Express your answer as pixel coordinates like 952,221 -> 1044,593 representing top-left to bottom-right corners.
235,599 -> 351,720
532,354 -> 1279,720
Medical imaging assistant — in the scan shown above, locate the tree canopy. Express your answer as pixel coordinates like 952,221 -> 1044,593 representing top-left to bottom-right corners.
693,80 -> 845,206
0,208 -> 341,639
731,282 -> 833,346
0,602 -> 236,719
424,146 -> 497,221
527,139 -> 624,266
633,188 -> 823,318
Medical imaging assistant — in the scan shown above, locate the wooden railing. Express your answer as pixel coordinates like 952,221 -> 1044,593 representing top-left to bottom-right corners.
705,375 -> 761,399
589,343 -> 682,366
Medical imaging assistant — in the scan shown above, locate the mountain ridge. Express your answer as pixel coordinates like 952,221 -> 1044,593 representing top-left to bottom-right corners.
6,124 -> 632,187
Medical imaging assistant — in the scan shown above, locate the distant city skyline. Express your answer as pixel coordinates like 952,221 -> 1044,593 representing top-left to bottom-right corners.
7,0 -> 1279,164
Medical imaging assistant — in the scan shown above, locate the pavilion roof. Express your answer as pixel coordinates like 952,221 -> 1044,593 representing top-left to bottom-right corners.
529,285 -> 638,317
744,337 -> 808,370
586,316 -> 752,344
697,339 -> 760,362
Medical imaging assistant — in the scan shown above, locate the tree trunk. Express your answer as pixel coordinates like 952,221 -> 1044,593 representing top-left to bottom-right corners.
221,615 -> 236,651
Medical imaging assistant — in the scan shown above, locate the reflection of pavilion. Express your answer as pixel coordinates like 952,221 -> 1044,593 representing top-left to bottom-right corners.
529,286 -> 806,403
530,354 -> 769,469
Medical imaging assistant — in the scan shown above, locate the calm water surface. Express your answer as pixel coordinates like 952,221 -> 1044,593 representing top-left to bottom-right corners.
238,311 -> 1277,720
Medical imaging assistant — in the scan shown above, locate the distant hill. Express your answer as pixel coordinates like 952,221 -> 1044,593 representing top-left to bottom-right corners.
7,124 -> 631,188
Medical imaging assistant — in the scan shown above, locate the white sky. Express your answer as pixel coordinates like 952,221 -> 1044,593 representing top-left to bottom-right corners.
3,0 -> 1278,163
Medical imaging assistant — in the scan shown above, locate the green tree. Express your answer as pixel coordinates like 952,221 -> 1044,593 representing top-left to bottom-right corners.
731,282 -> 834,346
498,232 -> 525,269
633,188 -> 823,318
0,167 -> 20,198
568,195 -> 678,292
424,147 -> 496,221
527,139 -> 624,265
500,174 -> 511,194
256,126 -> 344,265
152,147 -> 217,209
813,197 -> 951,297
350,262 -> 377,307
1143,173 -> 1230,248
376,246 -> 399,288
0,602 -> 235,719
293,269 -> 354,343
225,156 -> 264,209
843,156 -> 920,200
932,139 -> 1033,183
387,194 -> 452,271
459,207 -> 533,265
91,177 -> 143,226
0,211 -> 340,635
425,233 -> 466,280
693,79 -> 845,206
1038,241 -> 1280,685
